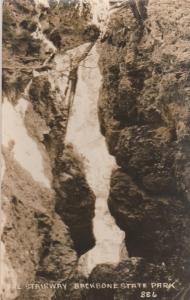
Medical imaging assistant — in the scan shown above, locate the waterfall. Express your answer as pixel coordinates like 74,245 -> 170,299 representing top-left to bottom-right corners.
65,44 -> 125,275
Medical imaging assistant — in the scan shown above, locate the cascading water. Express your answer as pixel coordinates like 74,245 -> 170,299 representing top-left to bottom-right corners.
65,45 -> 125,275
65,0 -> 125,275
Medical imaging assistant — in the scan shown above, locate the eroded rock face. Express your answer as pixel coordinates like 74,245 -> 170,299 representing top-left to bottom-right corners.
86,258 -> 190,300
3,0 -> 38,98
108,169 -> 190,265
2,149 -> 77,300
95,0 -> 190,297
2,1 -> 97,299
54,146 -> 96,256
116,125 -> 176,194
29,75 -> 68,162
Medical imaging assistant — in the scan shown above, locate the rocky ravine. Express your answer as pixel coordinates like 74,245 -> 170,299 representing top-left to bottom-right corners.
1,1 -> 190,300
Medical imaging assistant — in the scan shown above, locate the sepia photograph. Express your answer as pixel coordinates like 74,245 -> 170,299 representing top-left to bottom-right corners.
1,0 -> 190,299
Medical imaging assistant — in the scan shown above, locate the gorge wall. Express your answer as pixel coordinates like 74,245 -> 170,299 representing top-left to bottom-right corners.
93,0 -> 190,299
1,0 -> 190,300
2,1 -> 96,299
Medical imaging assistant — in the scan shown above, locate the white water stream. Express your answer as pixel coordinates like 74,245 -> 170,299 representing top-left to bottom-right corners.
65,45 -> 125,275
52,0 -> 125,275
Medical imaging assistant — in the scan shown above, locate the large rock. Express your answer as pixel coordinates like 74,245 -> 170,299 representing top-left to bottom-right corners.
116,125 -> 176,194
2,0 -> 38,97
1,149 -> 77,300
40,1 -> 99,50
54,145 -> 96,256
86,259 -> 190,300
108,169 -> 190,267
97,0 -> 190,296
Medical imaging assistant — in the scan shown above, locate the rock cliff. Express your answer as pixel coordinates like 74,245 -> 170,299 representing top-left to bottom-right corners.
95,0 -> 190,298
2,1 -> 96,299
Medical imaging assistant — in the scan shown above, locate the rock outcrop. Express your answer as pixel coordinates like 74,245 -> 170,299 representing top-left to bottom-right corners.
86,259 -> 178,300
94,0 -> 190,298
2,1 -> 97,299
54,145 -> 95,256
